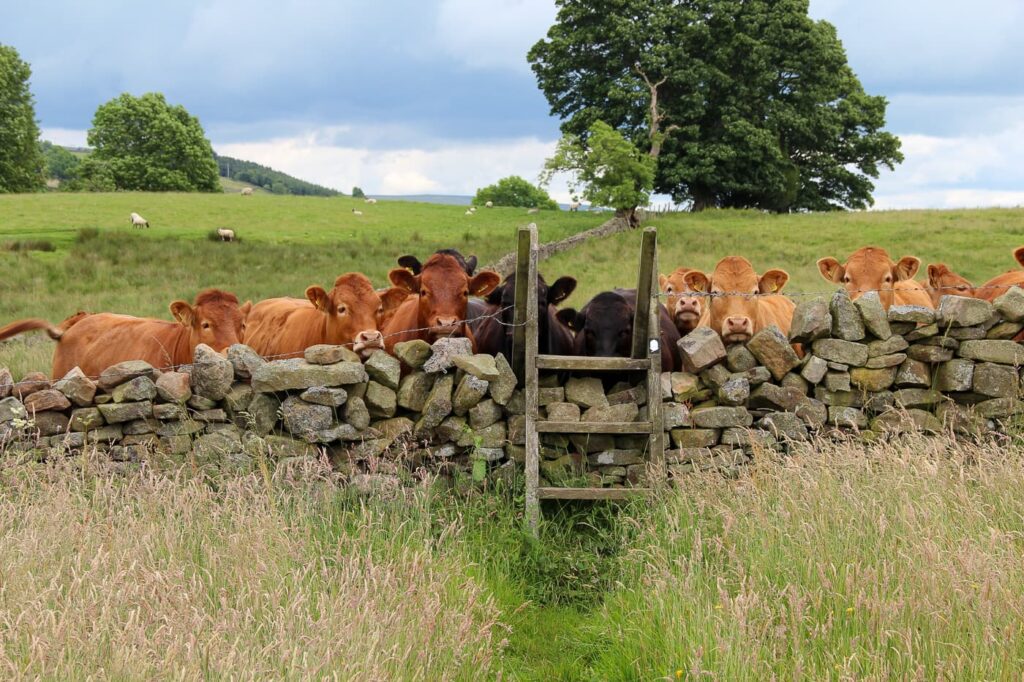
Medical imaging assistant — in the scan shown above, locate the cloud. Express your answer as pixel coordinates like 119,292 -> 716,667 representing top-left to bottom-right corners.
40,128 -> 88,147
433,0 -> 556,71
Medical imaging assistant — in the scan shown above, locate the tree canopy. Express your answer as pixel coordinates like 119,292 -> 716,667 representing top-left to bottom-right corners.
86,92 -> 220,192
0,44 -> 44,193
528,0 -> 903,212
473,176 -> 559,209
215,154 -> 339,196
39,141 -> 81,182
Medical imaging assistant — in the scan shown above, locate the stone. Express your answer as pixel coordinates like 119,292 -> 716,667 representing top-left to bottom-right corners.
976,398 -> 1024,418
364,381 -> 397,418
243,394 -> 279,436
800,356 -> 828,384
888,305 -> 934,324
906,345 -> 953,364
700,364 -> 731,390
677,327 -> 727,373
781,372 -> 810,394
743,367 -> 772,386
827,362 -> 849,372
850,367 -> 897,392
920,336 -> 959,350
458,421 -> 507,448
950,326 -> 988,340
721,427 -> 777,448
506,390 -> 525,415
469,399 -> 503,429
905,324 -> 939,342
972,362 -> 1017,398
363,351 -> 401,390
111,376 -> 157,403
295,386 -> 345,408
669,372 -> 702,400
192,431 -> 244,463
88,424 -> 125,443
588,449 -> 644,466
343,396 -> 371,431
97,361 -> 158,390
69,407 -> 104,431
607,384 -> 647,407
670,428 -> 720,448
23,389 -> 70,413
489,354 -> 517,406
811,339 -> 869,367
226,344 -> 265,380
415,374 -> 454,434
691,406 -> 753,428
936,403 -> 989,435
795,399 -> 827,429
280,396 -> 333,438
747,326 -> 801,380
582,403 -> 639,423
937,295 -> 994,328
264,435 -> 318,459
853,291 -> 891,340
958,340 -> 1024,365
814,386 -> 864,407
188,394 -> 218,410
747,383 -> 806,411
0,367 -> 12,399
895,358 -> 931,388
985,322 -> 1024,340
188,344 -> 234,401
993,287 -> 1024,322
716,376 -> 750,406
393,340 -> 432,369
422,337 -> 473,374
537,387 -> 563,406
830,289 -> 865,341
155,371 -> 192,403
868,335 -> 909,357
304,344 -> 359,365
757,412 -> 808,442
251,359 -> 367,392
124,418 -> 160,435
451,354 -> 501,381
865,353 -> 906,369
565,376 -> 608,408
824,371 -> 852,393
863,391 -> 896,413
312,422 -> 365,444
53,367 -> 97,406
789,298 -> 832,344
871,409 -> 942,434
153,402 -> 188,421
663,402 -> 691,429
12,372 -> 49,400
33,411 -> 70,436
892,388 -> 944,409
935,359 -> 975,392
97,401 -> 153,424
726,345 -> 758,372
828,406 -> 867,428
453,374 -> 489,415
392,373 -> 430,413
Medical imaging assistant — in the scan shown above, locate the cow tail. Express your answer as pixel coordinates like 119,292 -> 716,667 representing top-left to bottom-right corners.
0,318 -> 64,342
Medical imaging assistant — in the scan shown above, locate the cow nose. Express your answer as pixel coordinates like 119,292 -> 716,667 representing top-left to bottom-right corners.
435,316 -> 459,329
676,299 -> 699,313
355,330 -> 383,347
725,316 -> 752,334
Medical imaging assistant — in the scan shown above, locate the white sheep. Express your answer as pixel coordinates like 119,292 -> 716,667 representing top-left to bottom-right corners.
129,212 -> 149,228
240,187 -> 253,196
527,208 -> 540,215
465,210 -> 474,216
569,201 -> 581,211
484,201 -> 493,208
364,198 -> 377,204
217,228 -> 235,242
352,209 -> 363,216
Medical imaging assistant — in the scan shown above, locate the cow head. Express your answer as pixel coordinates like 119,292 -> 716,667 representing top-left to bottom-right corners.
484,273 -> 576,356
377,286 -> 411,327
659,267 -> 704,334
817,247 -> 920,310
388,253 -> 500,339
305,273 -> 383,357
684,256 -> 789,345
1014,246 -> 1024,269
170,289 -> 251,354
926,264 -> 976,307
397,249 -> 477,276
562,291 -> 634,357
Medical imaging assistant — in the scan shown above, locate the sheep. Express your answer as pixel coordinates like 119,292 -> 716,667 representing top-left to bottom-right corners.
464,210 -> 474,216
352,209 -> 364,216
484,201 -> 493,208
569,201 -> 581,211
469,206 -> 476,212
240,187 -> 253,196
527,208 -> 540,215
364,198 -> 377,204
217,228 -> 235,242
129,212 -> 150,229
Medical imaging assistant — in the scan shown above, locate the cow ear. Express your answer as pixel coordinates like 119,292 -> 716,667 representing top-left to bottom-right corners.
817,257 -> 844,283
893,256 -> 920,281
658,274 -> 668,290
548,276 -> 577,305
397,255 -> 422,274
758,269 -> 789,294
240,301 -> 252,319
169,300 -> 194,327
682,271 -> 710,293
388,267 -> 420,294
926,264 -> 946,284
305,286 -> 332,312
469,270 -> 501,297
1014,246 -> 1024,268
485,285 -> 504,305
557,307 -> 581,331
464,255 -> 478,274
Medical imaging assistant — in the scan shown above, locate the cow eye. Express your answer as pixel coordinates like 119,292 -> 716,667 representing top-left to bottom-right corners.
665,285 -> 674,293
338,305 -> 347,315
884,275 -> 892,283
462,290 -> 469,298
842,276 -> 850,284
377,305 -> 384,314
202,322 -> 211,329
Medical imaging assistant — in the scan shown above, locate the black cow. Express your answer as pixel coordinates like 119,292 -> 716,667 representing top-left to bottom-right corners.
468,273 -> 577,362
559,289 -> 680,371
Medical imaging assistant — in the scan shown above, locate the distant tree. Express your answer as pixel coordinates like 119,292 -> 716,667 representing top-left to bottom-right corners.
87,92 -> 220,192
473,176 -> 558,209
541,121 -> 655,225
529,0 -> 903,211
0,45 -> 45,193
351,186 -> 366,199
39,141 -> 81,182
65,157 -> 116,192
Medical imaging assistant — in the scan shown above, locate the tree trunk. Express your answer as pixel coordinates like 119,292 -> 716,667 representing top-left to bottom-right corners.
690,189 -> 715,212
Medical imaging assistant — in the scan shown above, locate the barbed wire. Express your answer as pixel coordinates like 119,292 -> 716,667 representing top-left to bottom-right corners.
0,305 -> 524,393
655,283 -> 1023,300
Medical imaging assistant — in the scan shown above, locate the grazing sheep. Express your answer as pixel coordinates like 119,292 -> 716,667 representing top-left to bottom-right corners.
569,201 -> 581,211
352,209 -> 363,216
240,187 -> 253,196
365,198 -> 377,204
216,228 -> 235,242
484,201 -> 493,208
527,208 -> 540,215
465,210 -> 474,216
469,206 -> 476,212
129,212 -> 149,228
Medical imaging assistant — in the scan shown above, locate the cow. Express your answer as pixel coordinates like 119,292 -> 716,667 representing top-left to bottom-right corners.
243,274 -> 384,359
559,289 -> 680,371
659,267 -> 708,335
397,249 -> 477,276
377,286 -> 414,329
817,247 -> 932,309
240,187 -> 253,196
216,228 -> 235,242
682,256 -> 796,345
0,289 -> 250,378
129,212 -> 149,229
381,253 -> 500,352
469,273 -> 577,362
926,264 -> 977,307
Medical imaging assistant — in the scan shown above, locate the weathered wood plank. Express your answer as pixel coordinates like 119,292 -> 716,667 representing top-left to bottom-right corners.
645,244 -> 666,476
538,487 -> 651,500
536,421 -> 653,434
630,227 -> 657,359
523,225 -> 541,536
511,225 -> 534,385
536,355 -> 650,371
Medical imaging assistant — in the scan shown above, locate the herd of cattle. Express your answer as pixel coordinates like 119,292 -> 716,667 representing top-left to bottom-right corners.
2,245 -> 1024,381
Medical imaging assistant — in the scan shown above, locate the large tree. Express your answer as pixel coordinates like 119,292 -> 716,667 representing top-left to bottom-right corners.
88,92 -> 220,192
473,176 -> 559,209
0,45 -> 44,193
528,0 -> 903,212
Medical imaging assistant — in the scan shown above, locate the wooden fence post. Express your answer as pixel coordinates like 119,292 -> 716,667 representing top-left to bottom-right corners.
522,225 -> 541,535
631,227 -> 658,359
511,224 -> 535,385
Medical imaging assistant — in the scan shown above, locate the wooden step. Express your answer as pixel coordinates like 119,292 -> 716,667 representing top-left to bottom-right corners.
536,355 -> 651,371
538,486 -> 651,500
535,421 -> 653,434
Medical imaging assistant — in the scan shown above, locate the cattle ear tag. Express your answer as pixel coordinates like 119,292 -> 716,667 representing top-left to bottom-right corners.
649,338 -> 660,353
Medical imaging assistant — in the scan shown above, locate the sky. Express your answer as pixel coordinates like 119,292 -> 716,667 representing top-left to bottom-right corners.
3,0 -> 1024,208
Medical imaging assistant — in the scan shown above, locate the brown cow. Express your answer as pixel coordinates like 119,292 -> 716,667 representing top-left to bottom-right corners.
683,256 -> 796,344
927,247 -> 1024,304
382,253 -> 500,352
244,273 -> 384,359
817,247 -> 932,310
659,267 -> 709,335
377,286 -> 414,329
0,289 -> 250,378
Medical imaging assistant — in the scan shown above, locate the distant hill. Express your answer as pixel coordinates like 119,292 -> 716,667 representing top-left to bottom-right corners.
214,154 -> 340,197
373,194 -> 474,206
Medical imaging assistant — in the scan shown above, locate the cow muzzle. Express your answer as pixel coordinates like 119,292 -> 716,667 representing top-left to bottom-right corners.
353,330 -> 384,358
429,317 -> 462,338
722,316 -> 753,344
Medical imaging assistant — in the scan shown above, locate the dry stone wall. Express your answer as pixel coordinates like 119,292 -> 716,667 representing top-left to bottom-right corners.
2,288 -> 1024,488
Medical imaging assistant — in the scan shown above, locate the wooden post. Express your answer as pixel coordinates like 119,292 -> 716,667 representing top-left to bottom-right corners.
631,227 -> 658,359
511,224 -> 535,385
522,226 -> 541,536
645,245 -> 666,476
